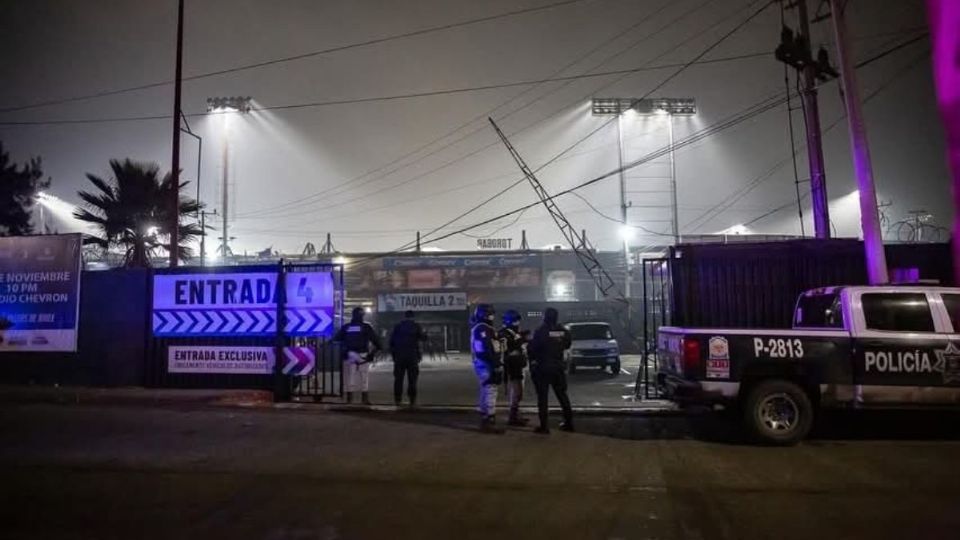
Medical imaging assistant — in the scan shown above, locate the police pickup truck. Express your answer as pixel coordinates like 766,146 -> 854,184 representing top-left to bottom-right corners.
657,285 -> 960,445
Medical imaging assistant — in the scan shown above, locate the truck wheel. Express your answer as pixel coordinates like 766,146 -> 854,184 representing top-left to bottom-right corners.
742,380 -> 813,446
609,361 -> 621,375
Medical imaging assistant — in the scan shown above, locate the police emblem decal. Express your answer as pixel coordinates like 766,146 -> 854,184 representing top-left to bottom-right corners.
936,342 -> 960,385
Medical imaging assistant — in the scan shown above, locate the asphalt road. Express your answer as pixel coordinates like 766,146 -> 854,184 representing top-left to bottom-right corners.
2,402 -> 960,539
363,353 -> 652,407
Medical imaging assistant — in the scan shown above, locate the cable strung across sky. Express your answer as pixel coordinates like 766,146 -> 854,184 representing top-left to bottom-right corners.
0,0 -> 593,114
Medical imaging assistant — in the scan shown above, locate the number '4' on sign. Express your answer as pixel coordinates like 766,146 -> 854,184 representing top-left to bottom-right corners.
297,278 -> 313,303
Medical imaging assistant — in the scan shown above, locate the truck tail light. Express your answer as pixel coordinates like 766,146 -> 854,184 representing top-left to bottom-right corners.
681,338 -> 701,373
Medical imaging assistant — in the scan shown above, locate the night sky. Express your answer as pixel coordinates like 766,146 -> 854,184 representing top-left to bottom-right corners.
0,0 -> 949,256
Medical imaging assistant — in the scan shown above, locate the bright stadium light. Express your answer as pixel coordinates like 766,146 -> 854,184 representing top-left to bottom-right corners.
591,96 -> 697,251
206,96 -> 253,113
208,95 -> 253,261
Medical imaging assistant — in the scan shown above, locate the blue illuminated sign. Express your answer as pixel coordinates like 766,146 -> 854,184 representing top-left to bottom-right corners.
152,270 -> 334,337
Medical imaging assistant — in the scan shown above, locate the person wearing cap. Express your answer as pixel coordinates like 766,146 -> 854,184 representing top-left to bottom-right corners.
333,306 -> 382,405
528,307 -> 573,434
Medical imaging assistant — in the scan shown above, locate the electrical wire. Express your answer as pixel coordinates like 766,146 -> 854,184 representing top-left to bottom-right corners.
735,44 -> 931,229
780,0 -> 806,237
217,0 -> 726,221
402,0 -> 777,254
689,38 -> 930,232
335,89 -> 794,271
0,54 -> 778,128
237,0 -> 741,225
569,191 -> 675,236
0,0 -> 593,114
233,0 -> 681,219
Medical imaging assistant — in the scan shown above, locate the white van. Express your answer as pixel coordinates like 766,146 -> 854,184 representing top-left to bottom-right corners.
566,322 -> 621,374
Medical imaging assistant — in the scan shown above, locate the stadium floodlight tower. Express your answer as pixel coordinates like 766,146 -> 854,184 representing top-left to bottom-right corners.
206,96 -> 252,261
592,97 -> 696,253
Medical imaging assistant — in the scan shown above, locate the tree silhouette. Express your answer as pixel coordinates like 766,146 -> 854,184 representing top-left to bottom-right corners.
74,159 -> 202,267
0,142 -> 50,236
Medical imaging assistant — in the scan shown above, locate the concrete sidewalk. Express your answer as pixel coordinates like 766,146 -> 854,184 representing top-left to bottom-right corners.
0,384 -> 677,415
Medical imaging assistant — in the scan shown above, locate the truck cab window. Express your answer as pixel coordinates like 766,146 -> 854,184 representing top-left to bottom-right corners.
861,293 -> 934,332
942,294 -> 960,333
795,293 -> 843,328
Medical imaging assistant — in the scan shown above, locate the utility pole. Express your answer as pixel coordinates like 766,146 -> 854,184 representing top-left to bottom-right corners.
199,209 -> 217,266
169,0 -> 184,267
829,0 -> 888,283
925,0 -> 960,284
776,0 -> 835,238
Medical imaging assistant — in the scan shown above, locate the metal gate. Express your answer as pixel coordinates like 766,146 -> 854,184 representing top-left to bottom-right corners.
635,256 -> 673,399
147,262 -> 344,400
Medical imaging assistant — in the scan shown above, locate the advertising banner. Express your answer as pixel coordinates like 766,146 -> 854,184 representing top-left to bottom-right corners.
381,254 -> 540,269
153,270 -> 335,337
0,234 -> 82,352
355,255 -> 542,291
378,292 -> 468,312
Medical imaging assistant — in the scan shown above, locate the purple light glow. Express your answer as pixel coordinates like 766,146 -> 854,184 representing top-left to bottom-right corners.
927,0 -> 960,284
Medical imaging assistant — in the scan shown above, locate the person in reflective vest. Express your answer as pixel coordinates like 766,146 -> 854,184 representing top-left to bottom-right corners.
472,303 -> 505,434
334,306 -> 382,405
528,307 -> 573,434
499,309 -> 530,426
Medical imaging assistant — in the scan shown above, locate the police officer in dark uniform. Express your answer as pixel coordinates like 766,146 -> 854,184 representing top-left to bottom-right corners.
528,307 -> 573,434
333,306 -> 382,405
499,309 -> 530,426
389,310 -> 427,407
471,303 -> 505,434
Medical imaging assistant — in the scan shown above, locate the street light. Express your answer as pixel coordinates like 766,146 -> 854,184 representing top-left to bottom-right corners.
592,97 -> 696,248
206,96 -> 252,262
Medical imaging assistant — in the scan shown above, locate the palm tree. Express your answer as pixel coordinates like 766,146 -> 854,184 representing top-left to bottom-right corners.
74,159 -> 202,267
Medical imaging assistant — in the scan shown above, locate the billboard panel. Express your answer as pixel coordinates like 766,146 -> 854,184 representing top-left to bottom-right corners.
0,234 -> 82,352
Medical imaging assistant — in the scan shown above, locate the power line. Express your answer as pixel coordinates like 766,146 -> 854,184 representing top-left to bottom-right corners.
686,37 -> 930,233
233,0 -> 680,219
236,0 -> 733,223
282,26 -> 930,260
735,45 -> 930,229
0,53 -> 774,128
342,91 -> 791,267
0,0 -> 592,114
410,0 -> 775,247
235,21 -> 921,222
399,0 -> 774,253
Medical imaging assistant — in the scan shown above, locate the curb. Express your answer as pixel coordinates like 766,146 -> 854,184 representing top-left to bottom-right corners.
277,401 -> 682,416
0,386 -> 679,416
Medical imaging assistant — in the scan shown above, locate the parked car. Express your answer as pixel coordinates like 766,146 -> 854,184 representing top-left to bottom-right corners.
566,322 -> 621,374
657,285 -> 960,445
